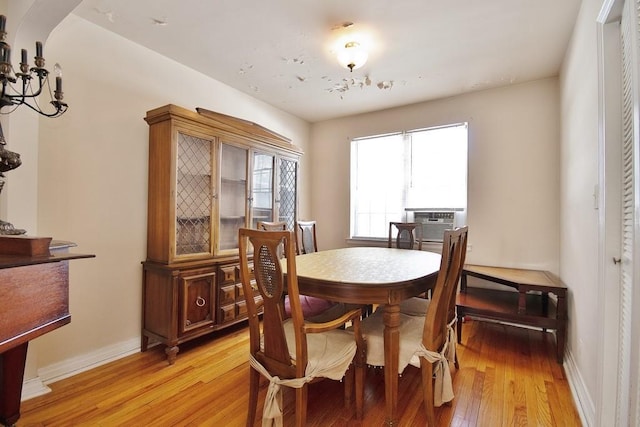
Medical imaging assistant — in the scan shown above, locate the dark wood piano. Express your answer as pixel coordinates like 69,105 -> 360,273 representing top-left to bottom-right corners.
0,236 -> 94,426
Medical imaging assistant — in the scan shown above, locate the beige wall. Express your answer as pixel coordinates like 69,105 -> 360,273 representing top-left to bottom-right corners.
310,78 -> 561,272
25,13 -> 310,378
560,0 -> 609,424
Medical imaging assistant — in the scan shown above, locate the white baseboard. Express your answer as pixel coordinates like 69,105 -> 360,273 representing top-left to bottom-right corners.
21,377 -> 51,401
564,348 -> 595,426
22,337 -> 141,401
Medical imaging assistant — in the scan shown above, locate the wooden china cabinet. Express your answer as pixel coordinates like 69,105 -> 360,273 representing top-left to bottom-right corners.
141,104 -> 301,363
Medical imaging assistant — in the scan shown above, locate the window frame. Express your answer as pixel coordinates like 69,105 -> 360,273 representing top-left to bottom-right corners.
349,122 -> 468,240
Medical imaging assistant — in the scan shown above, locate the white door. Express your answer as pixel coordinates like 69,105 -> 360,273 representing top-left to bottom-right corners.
598,0 -> 640,425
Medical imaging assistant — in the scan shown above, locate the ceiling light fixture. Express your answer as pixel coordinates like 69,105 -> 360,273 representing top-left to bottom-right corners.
336,41 -> 368,72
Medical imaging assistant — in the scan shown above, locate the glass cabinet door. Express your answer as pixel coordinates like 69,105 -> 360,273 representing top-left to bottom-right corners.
278,157 -> 298,230
175,131 -> 213,258
219,143 -> 248,252
251,152 -> 275,229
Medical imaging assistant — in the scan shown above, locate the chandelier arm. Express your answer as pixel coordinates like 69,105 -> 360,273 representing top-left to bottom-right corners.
17,98 -> 65,117
0,68 -> 63,117
0,79 -> 8,103
12,72 -> 45,99
30,69 -> 47,98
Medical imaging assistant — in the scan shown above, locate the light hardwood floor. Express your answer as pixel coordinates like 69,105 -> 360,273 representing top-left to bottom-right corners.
19,319 -> 582,426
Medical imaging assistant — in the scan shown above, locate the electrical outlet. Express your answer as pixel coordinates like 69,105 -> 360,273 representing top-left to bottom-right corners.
467,244 -> 472,252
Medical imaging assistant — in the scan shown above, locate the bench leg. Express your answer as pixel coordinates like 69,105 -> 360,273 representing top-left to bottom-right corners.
556,294 -> 567,363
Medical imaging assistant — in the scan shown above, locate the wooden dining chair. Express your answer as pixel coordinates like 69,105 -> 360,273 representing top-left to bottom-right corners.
295,219 -> 372,319
398,226 -> 468,368
390,221 -> 427,300
238,228 -> 365,426
388,222 -> 423,250
260,220 -> 345,320
361,226 -> 468,426
295,220 -> 318,255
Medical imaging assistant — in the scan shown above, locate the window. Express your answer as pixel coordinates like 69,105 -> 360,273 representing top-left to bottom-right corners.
350,123 -> 468,239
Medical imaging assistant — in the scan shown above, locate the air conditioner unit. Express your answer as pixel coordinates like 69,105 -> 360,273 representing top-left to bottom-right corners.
405,209 -> 458,242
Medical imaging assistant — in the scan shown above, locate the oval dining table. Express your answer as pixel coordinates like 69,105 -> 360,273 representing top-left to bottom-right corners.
283,246 -> 441,426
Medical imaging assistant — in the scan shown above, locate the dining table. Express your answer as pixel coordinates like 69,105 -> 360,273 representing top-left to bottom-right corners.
285,246 -> 441,426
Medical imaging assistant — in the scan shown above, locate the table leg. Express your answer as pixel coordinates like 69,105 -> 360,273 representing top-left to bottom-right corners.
0,342 -> 29,427
383,303 -> 401,426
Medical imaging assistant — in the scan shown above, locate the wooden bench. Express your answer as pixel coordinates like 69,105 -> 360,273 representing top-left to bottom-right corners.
455,264 -> 567,363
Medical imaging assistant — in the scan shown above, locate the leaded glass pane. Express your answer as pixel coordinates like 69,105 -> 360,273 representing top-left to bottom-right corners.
176,132 -> 211,255
279,158 -> 297,230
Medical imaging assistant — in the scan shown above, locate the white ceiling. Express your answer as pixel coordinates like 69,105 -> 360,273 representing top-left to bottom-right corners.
72,0 -> 582,123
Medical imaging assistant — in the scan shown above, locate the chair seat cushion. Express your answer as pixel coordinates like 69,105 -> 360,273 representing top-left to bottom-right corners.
360,308 -> 424,373
399,297 -> 431,316
284,295 -> 337,318
282,319 -> 357,380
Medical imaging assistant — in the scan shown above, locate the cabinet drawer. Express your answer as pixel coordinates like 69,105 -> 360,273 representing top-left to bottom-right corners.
236,281 -> 260,299
236,283 -> 245,299
219,265 -> 237,286
219,304 -> 235,323
222,263 -> 254,286
236,300 -> 247,317
219,284 -> 236,306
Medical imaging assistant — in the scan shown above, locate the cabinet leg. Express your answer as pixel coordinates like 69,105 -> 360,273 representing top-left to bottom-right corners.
0,343 -> 29,427
141,334 -> 149,352
165,346 -> 179,364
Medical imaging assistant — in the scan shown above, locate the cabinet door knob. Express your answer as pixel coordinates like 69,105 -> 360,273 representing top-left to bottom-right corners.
196,296 -> 206,307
